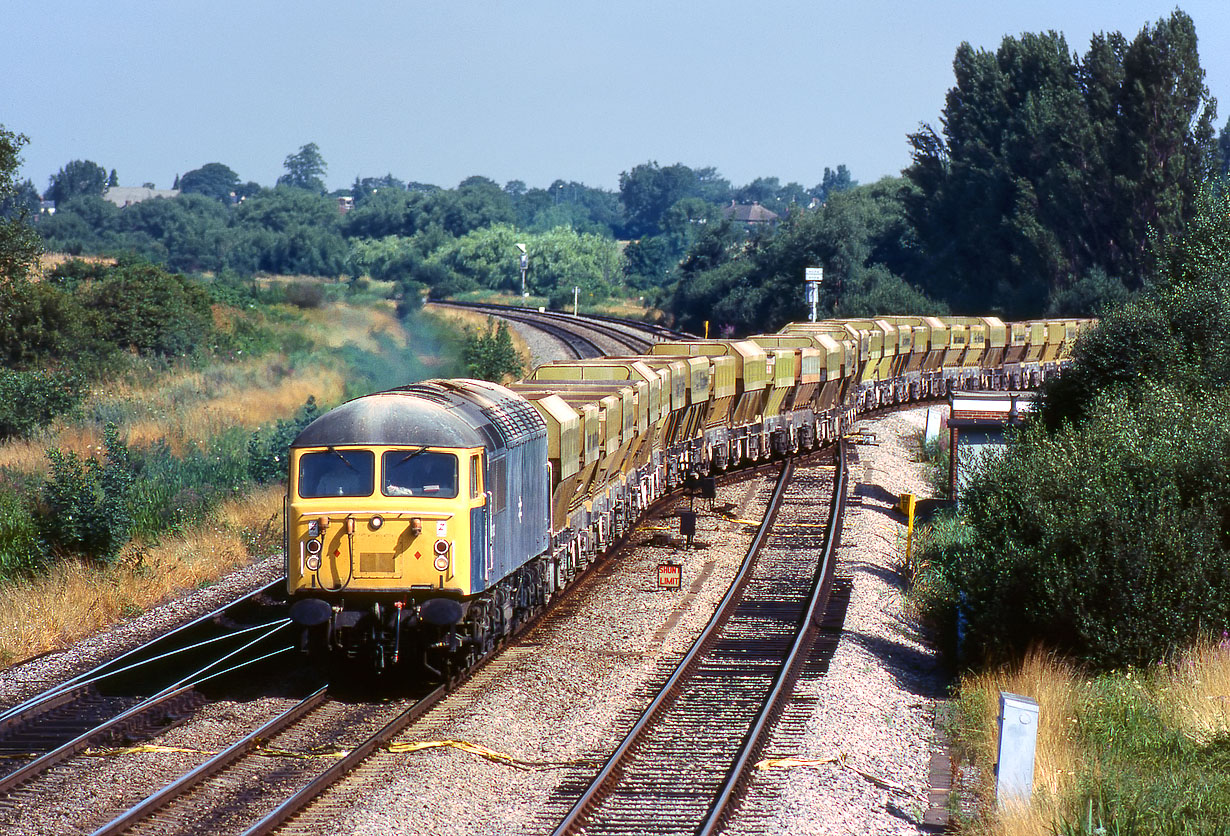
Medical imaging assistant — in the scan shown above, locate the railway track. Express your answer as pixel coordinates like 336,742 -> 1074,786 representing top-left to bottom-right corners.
88,684 -> 441,836
432,300 -> 668,357
549,444 -> 850,835
0,582 -> 295,827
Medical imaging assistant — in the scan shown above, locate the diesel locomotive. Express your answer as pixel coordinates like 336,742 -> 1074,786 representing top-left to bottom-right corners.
285,314 -> 1092,676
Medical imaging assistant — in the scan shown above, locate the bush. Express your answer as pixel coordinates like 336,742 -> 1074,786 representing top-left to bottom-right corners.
283,281 -> 325,309
462,318 -> 523,382
948,387 -> 1230,669
37,424 -> 133,565
0,368 -> 87,440
0,473 -> 44,580
81,258 -> 214,357
247,397 -> 320,485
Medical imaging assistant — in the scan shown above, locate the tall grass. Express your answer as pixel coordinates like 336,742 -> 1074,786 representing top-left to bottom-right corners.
0,485 -> 284,667
954,642 -> 1230,835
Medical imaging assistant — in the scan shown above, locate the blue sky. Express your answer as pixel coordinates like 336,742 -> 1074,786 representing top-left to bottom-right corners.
6,2 -> 1228,194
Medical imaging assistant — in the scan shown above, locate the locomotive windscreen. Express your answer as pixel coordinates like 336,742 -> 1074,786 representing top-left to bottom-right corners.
298,450 -> 375,497
382,450 -> 458,497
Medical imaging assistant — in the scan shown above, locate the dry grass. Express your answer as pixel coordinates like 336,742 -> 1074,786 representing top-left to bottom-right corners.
957,649 -> 1083,835
957,641 -> 1230,834
422,303 -> 532,372
0,485 -> 283,668
0,356 -> 347,470
1159,636 -> 1230,744
300,302 -> 406,351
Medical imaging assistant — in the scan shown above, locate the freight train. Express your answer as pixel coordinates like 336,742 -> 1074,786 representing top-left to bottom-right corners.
284,315 -> 1092,676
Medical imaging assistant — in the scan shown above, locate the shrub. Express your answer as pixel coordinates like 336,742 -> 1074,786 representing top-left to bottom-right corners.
247,397 -> 320,485
948,386 -> 1230,669
37,423 -> 133,565
0,473 -> 43,580
283,281 -> 325,309
462,318 -> 523,382
0,368 -> 87,440
80,258 -> 214,357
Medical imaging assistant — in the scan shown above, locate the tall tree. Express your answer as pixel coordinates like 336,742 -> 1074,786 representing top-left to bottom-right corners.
179,162 -> 240,202
0,126 -> 41,282
277,142 -> 327,193
619,162 -> 703,238
906,11 -> 1215,318
46,159 -> 108,205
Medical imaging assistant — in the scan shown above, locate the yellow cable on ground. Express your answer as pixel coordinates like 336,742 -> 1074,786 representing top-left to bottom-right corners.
386,739 -> 600,770
755,751 -> 909,794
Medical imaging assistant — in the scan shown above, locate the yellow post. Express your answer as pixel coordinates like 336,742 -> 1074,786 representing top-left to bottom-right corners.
899,492 -> 917,562
704,320 -> 710,339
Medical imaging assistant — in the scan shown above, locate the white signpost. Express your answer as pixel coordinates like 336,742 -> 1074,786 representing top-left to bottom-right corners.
804,267 -> 824,322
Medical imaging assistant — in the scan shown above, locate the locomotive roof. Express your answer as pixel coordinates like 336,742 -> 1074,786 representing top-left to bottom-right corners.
292,379 -> 545,452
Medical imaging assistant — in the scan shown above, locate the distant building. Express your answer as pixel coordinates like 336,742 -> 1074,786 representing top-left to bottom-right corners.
337,195 -> 354,214
721,200 -> 779,226
103,186 -> 180,207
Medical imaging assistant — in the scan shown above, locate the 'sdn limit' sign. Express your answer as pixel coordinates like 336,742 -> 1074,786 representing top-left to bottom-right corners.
657,562 -> 682,590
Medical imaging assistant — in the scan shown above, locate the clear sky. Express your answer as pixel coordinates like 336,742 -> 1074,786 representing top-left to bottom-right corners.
6,2 -> 1229,195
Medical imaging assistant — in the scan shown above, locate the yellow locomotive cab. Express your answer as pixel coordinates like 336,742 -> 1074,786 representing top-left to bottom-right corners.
288,445 -> 483,595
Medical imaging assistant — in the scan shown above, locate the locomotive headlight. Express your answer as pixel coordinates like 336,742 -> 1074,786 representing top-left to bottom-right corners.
305,537 -> 322,555
433,539 -> 450,572
305,551 -> 322,572
370,515 -> 384,531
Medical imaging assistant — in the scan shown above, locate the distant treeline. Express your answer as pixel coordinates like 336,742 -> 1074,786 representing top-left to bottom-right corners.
4,11 -> 1227,330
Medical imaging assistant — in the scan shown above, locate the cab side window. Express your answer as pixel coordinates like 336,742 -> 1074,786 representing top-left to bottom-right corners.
470,455 -> 481,498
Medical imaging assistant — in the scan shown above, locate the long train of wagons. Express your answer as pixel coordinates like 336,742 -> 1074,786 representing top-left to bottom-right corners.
284,315 -> 1092,675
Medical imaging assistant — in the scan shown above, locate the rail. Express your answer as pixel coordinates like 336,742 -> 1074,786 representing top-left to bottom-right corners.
550,445 -> 848,834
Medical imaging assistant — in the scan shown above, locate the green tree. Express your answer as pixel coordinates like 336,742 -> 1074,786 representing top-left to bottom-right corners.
277,142 -> 327,193
106,168 -> 118,188
350,174 -> 406,205
462,318 -> 523,382
46,159 -> 108,204
0,126 -> 41,282
179,162 -> 241,202
906,12 -> 1215,318
812,165 -> 856,202
671,178 -> 936,334
619,161 -> 705,237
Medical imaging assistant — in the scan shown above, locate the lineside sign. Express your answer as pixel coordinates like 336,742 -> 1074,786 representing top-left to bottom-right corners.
657,562 -> 682,590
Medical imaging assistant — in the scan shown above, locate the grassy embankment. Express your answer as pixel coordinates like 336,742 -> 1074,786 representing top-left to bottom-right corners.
905,432 -> 1230,834
0,286 -> 519,669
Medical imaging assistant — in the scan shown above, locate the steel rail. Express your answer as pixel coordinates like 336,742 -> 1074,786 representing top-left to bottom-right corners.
0,579 -> 284,725
89,686 -> 330,836
698,439 -> 849,833
0,621 -> 293,795
549,459 -> 795,836
432,301 -> 653,355
238,682 -> 449,836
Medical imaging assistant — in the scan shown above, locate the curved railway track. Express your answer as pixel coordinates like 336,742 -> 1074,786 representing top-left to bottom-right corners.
431,300 -> 668,357
550,444 -> 849,835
